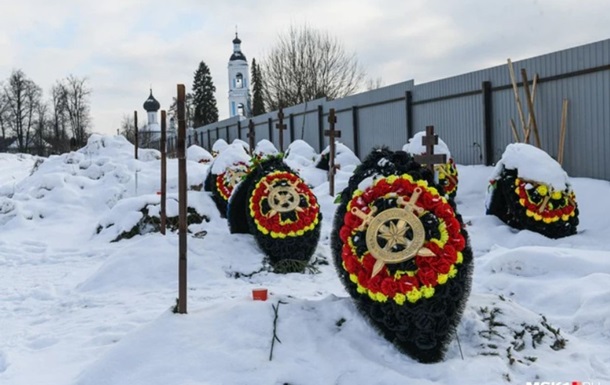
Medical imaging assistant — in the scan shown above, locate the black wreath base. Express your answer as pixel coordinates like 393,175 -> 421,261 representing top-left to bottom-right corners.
204,170 -> 229,218
486,168 -> 579,239
331,148 -> 473,363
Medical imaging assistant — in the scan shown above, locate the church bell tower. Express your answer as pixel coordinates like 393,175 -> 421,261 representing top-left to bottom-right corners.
228,32 -> 251,117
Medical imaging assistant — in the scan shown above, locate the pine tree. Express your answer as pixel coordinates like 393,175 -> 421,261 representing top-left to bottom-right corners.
192,61 -> 218,127
251,58 -> 265,116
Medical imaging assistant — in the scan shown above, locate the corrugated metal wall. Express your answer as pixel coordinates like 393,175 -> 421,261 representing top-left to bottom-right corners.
184,39 -> 609,180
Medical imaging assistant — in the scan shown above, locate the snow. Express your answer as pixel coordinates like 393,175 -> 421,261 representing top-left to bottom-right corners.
211,139 -> 229,153
1,135 -> 610,385
319,141 -> 361,169
254,139 -> 279,157
186,145 -> 213,163
403,130 -> 452,158
210,142 -> 251,174
491,143 -> 570,191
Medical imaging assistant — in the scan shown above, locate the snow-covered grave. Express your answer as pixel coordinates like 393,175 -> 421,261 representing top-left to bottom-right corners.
1,135 -> 609,384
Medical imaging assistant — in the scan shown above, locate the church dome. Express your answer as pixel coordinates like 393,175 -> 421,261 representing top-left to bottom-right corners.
143,89 -> 160,112
230,33 -> 247,62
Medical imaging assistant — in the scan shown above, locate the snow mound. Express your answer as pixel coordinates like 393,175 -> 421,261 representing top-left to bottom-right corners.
232,138 -> 250,153
319,142 -> 360,169
212,139 -> 229,154
210,143 -> 251,175
187,145 -> 213,164
284,139 -> 318,168
254,139 -> 279,157
491,143 -> 569,191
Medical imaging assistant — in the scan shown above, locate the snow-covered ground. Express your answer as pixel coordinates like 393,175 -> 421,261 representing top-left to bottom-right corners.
1,136 -> 609,385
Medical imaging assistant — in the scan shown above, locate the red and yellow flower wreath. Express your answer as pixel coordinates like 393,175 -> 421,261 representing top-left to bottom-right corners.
513,178 -> 577,223
339,174 -> 466,305
215,162 -> 249,201
436,158 -> 458,197
249,171 -> 320,239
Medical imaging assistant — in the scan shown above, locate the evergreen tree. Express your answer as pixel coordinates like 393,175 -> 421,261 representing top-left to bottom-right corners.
191,61 -> 218,127
251,58 -> 265,116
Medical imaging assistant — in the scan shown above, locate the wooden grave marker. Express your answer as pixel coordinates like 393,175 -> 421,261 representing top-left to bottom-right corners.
413,125 -> 447,175
324,108 -> 341,196
276,108 -> 287,152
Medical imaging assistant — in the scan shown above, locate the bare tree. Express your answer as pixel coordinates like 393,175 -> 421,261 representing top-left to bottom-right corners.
32,102 -> 49,156
366,76 -> 384,91
63,75 -> 91,146
0,91 -> 8,150
3,69 -> 42,152
260,24 -> 365,110
119,114 -> 136,144
49,81 -> 69,153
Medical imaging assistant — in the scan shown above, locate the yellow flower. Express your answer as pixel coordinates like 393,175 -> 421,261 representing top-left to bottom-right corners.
394,293 -> 406,305
551,191 -> 562,200
437,274 -> 448,284
407,288 -> 422,303
537,185 -> 548,196
421,286 -> 435,298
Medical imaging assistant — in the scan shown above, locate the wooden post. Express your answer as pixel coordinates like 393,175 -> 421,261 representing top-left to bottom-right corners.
521,69 -> 541,148
176,84 -> 188,314
324,108 -> 341,196
276,108 -> 287,152
558,99 -> 569,165
160,110 -> 167,235
134,110 -> 138,159
523,73 -> 539,144
507,59 -> 527,133
413,126 -> 447,174
247,119 -> 256,154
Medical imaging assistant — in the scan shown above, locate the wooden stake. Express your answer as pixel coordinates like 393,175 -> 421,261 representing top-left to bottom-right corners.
160,110 -> 167,235
509,118 -> 520,143
524,73 -> 539,144
558,99 -> 568,165
507,59 -> 527,133
134,110 -> 138,159
176,84 -> 188,314
521,69 -> 541,148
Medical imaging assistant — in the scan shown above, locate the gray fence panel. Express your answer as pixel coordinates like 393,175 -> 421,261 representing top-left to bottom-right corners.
413,95 -> 485,165
358,101 -> 409,154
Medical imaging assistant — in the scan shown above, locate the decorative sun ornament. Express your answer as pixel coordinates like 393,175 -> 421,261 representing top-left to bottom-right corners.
249,171 -> 320,239
215,162 -> 249,201
512,178 -> 577,223
339,174 -> 466,305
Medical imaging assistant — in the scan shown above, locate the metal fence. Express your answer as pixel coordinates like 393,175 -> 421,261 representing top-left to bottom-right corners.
164,38 -> 610,180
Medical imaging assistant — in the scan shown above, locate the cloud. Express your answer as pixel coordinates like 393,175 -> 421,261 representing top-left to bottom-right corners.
1,0 -> 610,135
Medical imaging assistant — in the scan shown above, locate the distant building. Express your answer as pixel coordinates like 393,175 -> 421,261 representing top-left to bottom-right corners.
228,32 -> 251,117
142,89 -> 161,145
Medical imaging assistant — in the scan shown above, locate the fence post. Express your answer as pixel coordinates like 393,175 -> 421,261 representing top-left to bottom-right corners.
482,81 -> 493,165
237,120 -> 242,140
406,91 -> 414,140
207,130 -> 211,151
352,106 -> 360,158
289,113 -> 295,145
317,105 -> 324,152
268,117 -> 273,143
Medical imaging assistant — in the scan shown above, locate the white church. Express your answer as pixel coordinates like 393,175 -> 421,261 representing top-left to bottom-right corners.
141,33 -> 252,142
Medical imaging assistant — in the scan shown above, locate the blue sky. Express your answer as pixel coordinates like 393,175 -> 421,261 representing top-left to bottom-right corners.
2,0 -> 610,136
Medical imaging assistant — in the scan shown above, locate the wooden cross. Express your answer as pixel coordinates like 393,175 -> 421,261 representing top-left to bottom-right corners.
413,125 -> 447,174
276,108 -> 287,152
324,108 -> 342,196
247,119 -> 255,155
